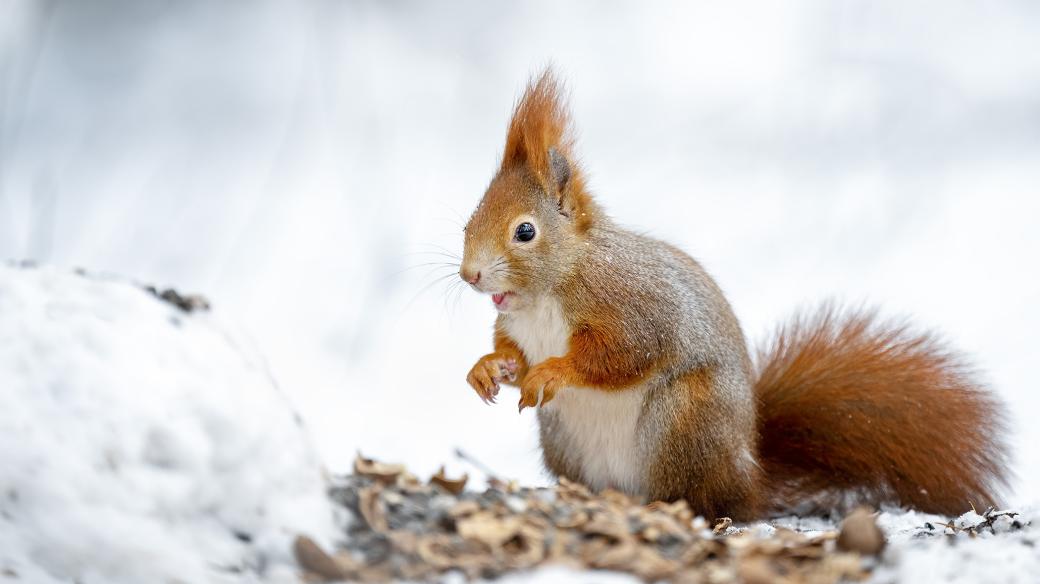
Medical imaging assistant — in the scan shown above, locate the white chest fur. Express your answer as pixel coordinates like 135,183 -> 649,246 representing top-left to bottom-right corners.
502,295 -> 570,364
503,295 -> 648,495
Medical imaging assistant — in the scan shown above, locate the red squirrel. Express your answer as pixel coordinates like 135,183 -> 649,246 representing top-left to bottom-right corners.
461,68 -> 1010,520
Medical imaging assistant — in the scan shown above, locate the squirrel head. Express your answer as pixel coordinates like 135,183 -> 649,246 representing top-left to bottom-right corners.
461,68 -> 600,313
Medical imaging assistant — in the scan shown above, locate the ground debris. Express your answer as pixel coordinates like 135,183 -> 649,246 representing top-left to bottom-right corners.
144,285 -> 210,313
297,456 -> 886,583
293,535 -> 350,581
927,507 -> 1027,538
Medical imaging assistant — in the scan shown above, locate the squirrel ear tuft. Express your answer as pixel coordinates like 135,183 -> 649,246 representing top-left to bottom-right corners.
501,67 -> 597,231
501,68 -> 573,184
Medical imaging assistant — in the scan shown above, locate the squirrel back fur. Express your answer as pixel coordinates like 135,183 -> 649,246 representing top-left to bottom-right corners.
461,68 -> 1010,520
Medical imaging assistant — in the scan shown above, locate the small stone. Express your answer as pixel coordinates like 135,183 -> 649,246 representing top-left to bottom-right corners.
837,507 -> 886,556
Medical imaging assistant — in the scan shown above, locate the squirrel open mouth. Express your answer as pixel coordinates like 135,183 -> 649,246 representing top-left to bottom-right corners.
492,292 -> 513,307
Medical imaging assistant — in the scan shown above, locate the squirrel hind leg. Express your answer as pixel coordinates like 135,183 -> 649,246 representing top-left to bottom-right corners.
536,408 -> 585,484
644,368 -> 763,521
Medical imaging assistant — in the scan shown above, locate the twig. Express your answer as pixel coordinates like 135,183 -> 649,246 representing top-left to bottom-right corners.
454,448 -> 503,485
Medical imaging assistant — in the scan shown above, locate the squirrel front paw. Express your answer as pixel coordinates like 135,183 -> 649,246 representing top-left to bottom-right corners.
518,357 -> 572,412
466,353 -> 519,404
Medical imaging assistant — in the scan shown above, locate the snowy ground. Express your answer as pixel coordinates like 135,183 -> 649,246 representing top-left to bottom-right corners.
0,265 -> 335,583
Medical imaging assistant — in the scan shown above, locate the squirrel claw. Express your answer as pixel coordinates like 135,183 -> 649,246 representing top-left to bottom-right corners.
518,384 -> 551,413
467,353 -> 520,405
518,358 -> 568,412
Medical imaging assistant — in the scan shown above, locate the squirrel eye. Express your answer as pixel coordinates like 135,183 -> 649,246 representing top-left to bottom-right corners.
514,222 -> 536,242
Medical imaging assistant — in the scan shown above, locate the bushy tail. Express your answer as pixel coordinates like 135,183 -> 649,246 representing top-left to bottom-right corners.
754,305 -> 1011,515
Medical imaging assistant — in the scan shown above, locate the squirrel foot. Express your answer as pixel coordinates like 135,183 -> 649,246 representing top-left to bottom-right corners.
519,357 -> 571,412
466,353 -> 518,404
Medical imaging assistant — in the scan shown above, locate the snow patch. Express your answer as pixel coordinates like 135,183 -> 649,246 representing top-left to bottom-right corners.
0,265 -> 334,583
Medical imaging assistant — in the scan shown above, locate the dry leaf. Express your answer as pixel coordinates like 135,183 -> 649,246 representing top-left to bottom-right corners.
503,524 -> 546,568
357,486 -> 388,532
712,517 -> 733,535
639,513 -> 691,543
600,488 -> 632,506
354,453 -> 404,484
449,500 -> 481,518
587,538 -> 639,570
629,547 -> 680,580
784,543 -> 826,560
737,557 -> 777,584
557,476 -> 592,500
648,499 -> 694,524
387,531 -> 419,555
457,511 -> 524,549
583,514 -> 630,541
416,535 -> 463,570
554,509 -> 589,529
819,552 -> 871,582
430,466 -> 468,495
293,535 -> 349,582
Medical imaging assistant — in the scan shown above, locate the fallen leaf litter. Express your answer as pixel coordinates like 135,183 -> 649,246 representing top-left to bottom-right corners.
294,454 -> 1025,583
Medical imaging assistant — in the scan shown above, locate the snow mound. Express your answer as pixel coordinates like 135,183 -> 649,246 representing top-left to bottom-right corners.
0,265 -> 334,583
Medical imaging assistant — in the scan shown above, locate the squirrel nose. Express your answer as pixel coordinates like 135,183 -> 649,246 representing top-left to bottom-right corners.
460,268 -> 481,285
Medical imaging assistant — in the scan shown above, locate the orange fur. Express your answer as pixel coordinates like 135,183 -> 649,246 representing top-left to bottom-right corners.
511,307 -> 662,406
519,357 -> 574,410
501,69 -> 573,176
755,305 -> 1011,514
565,323 -> 658,389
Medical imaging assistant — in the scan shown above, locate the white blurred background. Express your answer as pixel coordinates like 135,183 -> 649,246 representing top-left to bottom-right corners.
2,1 -> 1037,502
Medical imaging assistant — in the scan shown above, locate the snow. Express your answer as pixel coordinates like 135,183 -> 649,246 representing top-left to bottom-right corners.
0,265 -> 334,583
877,534 -> 1039,583
870,507 -> 1040,583
1,2 -> 1039,582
